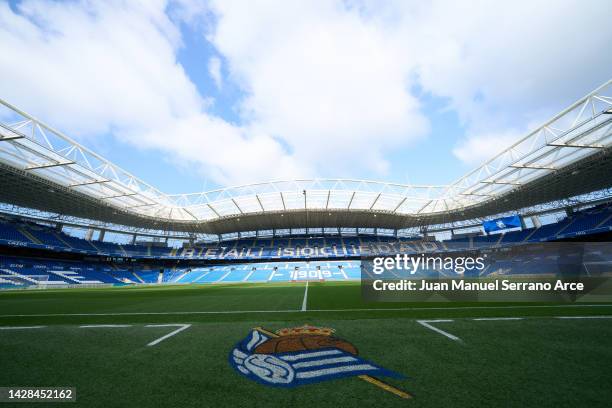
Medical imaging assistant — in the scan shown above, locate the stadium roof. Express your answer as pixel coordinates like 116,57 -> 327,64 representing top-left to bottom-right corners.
0,80 -> 611,234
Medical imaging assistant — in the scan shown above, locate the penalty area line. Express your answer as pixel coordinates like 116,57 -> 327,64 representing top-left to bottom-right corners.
417,320 -> 462,342
145,324 -> 192,347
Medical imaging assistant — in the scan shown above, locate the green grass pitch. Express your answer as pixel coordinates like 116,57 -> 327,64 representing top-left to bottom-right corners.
1,281 -> 611,407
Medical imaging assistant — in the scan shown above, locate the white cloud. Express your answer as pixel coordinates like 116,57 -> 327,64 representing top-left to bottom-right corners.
0,0 -> 610,188
132,115 -> 307,185
208,0 -> 611,170
208,0 -> 429,178
0,0 -> 299,186
385,0 -> 612,164
452,130 -> 522,166
0,0 -> 198,134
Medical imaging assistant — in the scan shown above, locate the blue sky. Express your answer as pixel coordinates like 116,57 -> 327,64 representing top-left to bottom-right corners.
1,0 -> 611,194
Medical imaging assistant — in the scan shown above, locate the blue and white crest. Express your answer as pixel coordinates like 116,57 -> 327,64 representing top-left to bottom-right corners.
229,327 -> 405,389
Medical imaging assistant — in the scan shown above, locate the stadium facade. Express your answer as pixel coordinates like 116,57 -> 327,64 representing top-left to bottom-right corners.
0,80 -> 611,288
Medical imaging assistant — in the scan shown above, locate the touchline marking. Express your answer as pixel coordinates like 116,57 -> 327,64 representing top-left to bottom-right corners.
145,324 -> 191,347
79,324 -> 132,328
301,280 -> 309,312
473,317 -> 523,321
556,316 -> 612,319
0,304 -> 611,318
0,325 -> 46,330
417,320 -> 462,342
0,310 -> 298,317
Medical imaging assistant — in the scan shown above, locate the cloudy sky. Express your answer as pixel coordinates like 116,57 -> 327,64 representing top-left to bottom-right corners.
1,0 -> 610,193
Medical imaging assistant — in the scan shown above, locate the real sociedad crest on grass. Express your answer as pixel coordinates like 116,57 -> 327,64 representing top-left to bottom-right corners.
229,325 -> 412,398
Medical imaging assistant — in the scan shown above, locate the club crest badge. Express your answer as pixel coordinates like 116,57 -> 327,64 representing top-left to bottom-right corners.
229,325 -> 412,398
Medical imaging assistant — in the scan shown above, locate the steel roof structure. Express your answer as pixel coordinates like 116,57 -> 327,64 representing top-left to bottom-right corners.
0,80 -> 611,235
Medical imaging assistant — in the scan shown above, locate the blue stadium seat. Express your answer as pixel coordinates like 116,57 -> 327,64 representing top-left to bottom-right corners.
472,234 -> 501,248
528,218 -> 572,241
27,228 -> 66,247
0,223 -> 32,243
560,209 -> 612,235
246,266 -> 275,282
500,228 -> 535,244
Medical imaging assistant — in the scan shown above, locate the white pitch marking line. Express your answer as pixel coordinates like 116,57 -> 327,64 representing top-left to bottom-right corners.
0,326 -> 46,330
473,317 -> 523,321
145,324 -> 192,347
0,310 -> 297,317
1,304 -> 611,318
556,316 -> 612,319
301,280 -> 309,312
79,324 -> 132,328
417,320 -> 462,342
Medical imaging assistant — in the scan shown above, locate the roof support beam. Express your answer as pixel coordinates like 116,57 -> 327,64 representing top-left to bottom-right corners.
509,164 -> 556,170
416,200 -> 432,214
0,135 -> 24,141
392,197 -> 407,213
347,191 -> 356,209
459,192 -> 494,197
231,198 -> 244,214
126,203 -> 158,209
25,161 -> 75,170
69,179 -> 111,187
255,194 -> 265,212
100,192 -> 138,200
480,180 -> 522,186
547,143 -> 605,148
182,207 -> 198,221
207,203 -> 221,218
369,193 -> 381,210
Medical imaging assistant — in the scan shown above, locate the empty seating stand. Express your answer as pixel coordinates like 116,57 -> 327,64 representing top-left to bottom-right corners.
0,203 -> 611,266
0,256 -> 121,287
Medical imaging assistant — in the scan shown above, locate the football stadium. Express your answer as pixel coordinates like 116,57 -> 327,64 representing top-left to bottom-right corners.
0,80 -> 611,406
1,2 -> 612,407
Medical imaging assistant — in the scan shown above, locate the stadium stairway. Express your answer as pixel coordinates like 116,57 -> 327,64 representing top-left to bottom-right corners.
17,228 -> 41,245
117,244 -> 128,257
1,268 -> 40,285
598,212 -> 612,229
27,229 -> 64,247
53,232 -> 76,249
131,272 -> 146,284
0,223 -> 31,243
